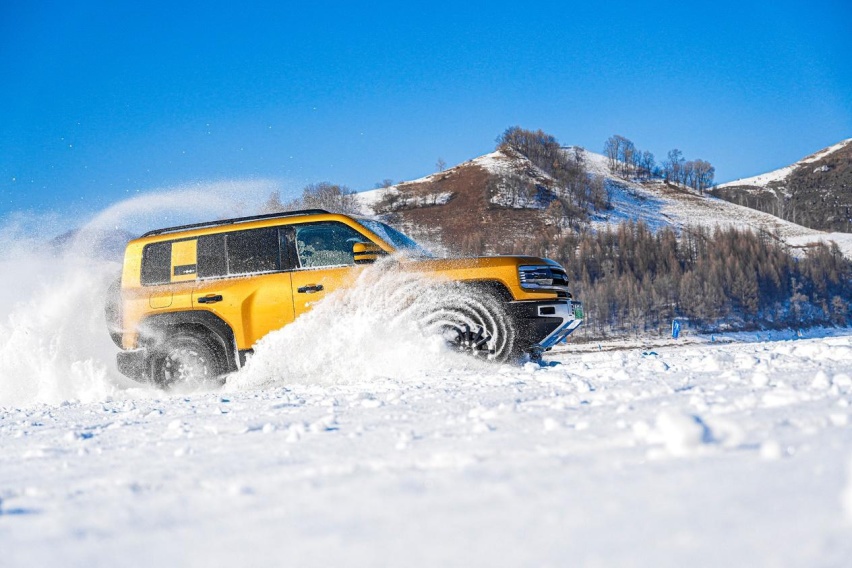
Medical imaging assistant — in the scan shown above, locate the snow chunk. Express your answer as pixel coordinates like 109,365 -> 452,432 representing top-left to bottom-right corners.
654,410 -> 713,456
751,372 -> 771,388
811,371 -> 832,390
759,440 -> 783,460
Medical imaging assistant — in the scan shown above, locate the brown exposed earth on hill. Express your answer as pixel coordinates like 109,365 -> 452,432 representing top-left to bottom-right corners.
373,158 -> 557,256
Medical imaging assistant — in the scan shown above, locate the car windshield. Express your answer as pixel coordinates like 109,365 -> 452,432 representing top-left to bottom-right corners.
357,219 -> 432,257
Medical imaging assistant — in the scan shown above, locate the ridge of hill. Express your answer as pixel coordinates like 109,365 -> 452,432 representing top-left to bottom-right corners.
713,139 -> 852,232
357,146 -> 852,258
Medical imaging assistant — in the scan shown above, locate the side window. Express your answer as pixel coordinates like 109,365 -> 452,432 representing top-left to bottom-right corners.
197,229 -> 281,278
197,234 -> 227,278
141,242 -> 172,285
294,222 -> 367,268
226,228 -> 280,275
144,228 -> 283,284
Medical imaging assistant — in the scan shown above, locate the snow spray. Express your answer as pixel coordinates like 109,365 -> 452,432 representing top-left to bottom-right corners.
227,260 -> 494,391
0,181 -> 275,407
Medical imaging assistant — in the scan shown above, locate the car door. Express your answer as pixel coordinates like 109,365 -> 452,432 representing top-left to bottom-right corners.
285,221 -> 372,318
192,227 -> 296,350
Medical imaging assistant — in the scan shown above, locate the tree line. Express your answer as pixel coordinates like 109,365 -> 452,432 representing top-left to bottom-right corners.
604,134 -> 716,193
494,220 -> 851,337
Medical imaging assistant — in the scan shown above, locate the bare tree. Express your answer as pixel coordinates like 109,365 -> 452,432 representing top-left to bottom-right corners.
262,191 -> 285,213
665,149 -> 684,185
603,136 -> 621,172
604,135 -> 639,178
497,126 -> 562,175
640,151 -> 655,180
436,157 -> 447,172
619,137 -> 636,177
682,160 -> 696,189
286,182 -> 362,215
693,159 -> 715,194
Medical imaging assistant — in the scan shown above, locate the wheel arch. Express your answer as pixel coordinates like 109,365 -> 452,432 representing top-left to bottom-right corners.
137,311 -> 239,373
463,279 -> 514,302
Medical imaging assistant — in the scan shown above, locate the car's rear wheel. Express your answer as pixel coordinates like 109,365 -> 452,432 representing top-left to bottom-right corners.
420,289 -> 517,362
152,334 -> 226,389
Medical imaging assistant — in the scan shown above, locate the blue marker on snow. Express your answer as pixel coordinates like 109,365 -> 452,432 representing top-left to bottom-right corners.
672,319 -> 681,339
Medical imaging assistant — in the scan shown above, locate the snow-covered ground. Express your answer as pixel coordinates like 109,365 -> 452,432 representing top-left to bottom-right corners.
3,308 -> 852,565
3,190 -> 852,567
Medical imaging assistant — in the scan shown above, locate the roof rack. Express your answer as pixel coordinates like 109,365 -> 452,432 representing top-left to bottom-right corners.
140,209 -> 332,238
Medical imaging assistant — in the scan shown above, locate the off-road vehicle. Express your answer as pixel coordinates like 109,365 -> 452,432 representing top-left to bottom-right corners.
106,209 -> 583,387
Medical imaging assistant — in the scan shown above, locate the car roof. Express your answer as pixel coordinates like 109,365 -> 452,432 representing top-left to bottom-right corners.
139,209 -> 331,238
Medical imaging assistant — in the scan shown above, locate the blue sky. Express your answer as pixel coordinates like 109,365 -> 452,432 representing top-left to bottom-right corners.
1,0 -> 850,228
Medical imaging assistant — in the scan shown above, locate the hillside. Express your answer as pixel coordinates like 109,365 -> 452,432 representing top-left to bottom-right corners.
357,146 -> 852,258
713,139 -> 852,232
358,149 -> 562,255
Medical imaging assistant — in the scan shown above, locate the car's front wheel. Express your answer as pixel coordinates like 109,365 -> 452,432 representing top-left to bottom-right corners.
420,289 -> 517,362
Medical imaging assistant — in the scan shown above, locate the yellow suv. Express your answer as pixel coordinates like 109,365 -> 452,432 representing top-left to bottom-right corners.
106,209 -> 583,386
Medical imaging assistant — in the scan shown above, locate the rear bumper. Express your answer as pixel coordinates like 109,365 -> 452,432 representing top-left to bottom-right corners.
508,300 -> 583,353
116,348 -> 149,381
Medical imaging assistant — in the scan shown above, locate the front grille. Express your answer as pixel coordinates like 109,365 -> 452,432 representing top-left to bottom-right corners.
550,267 -> 569,287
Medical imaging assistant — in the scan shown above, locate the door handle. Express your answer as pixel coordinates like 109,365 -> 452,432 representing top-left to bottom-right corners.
297,284 -> 324,294
197,294 -> 223,304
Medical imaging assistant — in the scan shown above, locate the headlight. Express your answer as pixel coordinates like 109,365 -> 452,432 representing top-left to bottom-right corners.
518,265 -> 570,291
518,265 -> 554,287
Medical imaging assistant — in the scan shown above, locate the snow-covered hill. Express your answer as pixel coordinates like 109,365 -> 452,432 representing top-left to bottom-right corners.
713,139 -> 852,233
357,147 -> 852,258
719,138 -> 852,192
576,148 -> 852,257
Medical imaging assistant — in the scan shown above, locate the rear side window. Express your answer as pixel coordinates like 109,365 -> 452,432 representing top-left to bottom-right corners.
197,234 -> 227,278
142,227 -> 282,284
196,228 -> 281,278
227,228 -> 280,274
141,242 -> 172,285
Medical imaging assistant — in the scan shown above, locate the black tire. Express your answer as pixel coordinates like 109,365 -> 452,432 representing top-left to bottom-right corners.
152,334 -> 227,389
420,289 -> 517,362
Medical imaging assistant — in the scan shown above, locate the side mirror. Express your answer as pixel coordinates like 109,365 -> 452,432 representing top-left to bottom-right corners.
352,242 -> 385,264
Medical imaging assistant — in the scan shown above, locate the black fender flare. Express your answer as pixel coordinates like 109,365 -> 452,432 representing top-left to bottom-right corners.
463,279 -> 514,302
137,311 -> 239,373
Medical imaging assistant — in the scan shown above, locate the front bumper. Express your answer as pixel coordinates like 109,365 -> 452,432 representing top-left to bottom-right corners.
508,300 -> 583,353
